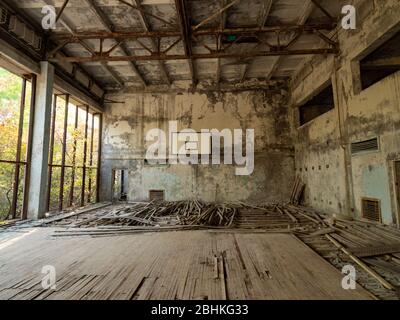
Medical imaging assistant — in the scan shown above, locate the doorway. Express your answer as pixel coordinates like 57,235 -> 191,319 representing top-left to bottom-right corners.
112,169 -> 128,202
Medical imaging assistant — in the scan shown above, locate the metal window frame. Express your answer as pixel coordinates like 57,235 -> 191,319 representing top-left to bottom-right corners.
45,98 -> 102,213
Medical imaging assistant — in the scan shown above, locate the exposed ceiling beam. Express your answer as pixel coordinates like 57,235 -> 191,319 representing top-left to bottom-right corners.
41,0 -> 125,88
131,0 -> 171,85
265,0 -> 315,81
116,0 -> 175,28
258,0 -> 273,28
141,0 -> 172,4
174,0 -> 196,85
216,0 -> 227,84
310,0 -> 334,21
51,24 -> 336,41
84,0 -> 147,87
193,0 -> 241,31
99,61 -> 124,87
241,0 -> 273,82
50,48 -> 338,63
55,0 -> 70,23
362,57 -> 400,68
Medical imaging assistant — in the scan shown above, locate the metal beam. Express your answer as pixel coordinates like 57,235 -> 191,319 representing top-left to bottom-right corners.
55,0 -> 70,23
50,48 -> 338,63
88,113 -> 95,203
84,0 -> 147,87
95,113 -> 102,203
265,0 -> 315,81
174,0 -> 195,85
51,24 -> 336,41
310,0 -> 334,21
10,78 -> 27,219
361,57 -> 400,69
193,0 -> 241,31
22,74 -> 37,220
241,0 -> 273,82
42,0 -> 125,88
131,0 -> 171,85
81,106 -> 89,207
116,0 -> 176,28
59,94 -> 69,211
68,105 -> 79,207
216,0 -> 227,84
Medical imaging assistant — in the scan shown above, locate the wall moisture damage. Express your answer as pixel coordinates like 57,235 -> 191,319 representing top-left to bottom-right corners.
100,89 -> 294,203
291,0 -> 400,225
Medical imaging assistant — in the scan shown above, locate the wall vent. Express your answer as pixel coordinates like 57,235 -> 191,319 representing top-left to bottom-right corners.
0,7 -> 8,25
149,190 -> 165,201
361,198 -> 381,222
351,138 -> 379,155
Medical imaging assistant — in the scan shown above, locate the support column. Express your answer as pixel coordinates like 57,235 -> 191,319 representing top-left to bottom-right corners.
27,62 -> 54,220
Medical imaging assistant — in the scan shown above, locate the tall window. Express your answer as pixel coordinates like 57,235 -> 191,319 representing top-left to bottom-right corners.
0,67 -> 102,221
0,67 -> 33,221
47,95 -> 101,212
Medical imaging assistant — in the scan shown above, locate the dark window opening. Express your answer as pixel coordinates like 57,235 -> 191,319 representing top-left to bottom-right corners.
360,31 -> 400,90
351,137 -> 379,155
299,84 -> 334,126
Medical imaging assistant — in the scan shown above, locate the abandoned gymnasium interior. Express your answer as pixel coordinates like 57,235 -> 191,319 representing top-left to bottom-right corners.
0,0 -> 400,303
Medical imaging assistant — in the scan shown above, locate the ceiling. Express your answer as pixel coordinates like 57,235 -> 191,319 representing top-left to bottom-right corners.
10,0 -> 344,90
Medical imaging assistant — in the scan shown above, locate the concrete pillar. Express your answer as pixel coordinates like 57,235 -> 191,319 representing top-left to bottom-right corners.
27,62 -> 54,220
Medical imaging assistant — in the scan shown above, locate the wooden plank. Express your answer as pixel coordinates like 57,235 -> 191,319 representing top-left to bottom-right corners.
0,228 -> 372,300
349,244 -> 400,258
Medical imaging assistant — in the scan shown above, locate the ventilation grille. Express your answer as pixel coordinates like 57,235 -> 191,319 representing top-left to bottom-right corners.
0,7 -> 8,25
361,198 -> 381,222
351,138 -> 379,155
149,190 -> 165,201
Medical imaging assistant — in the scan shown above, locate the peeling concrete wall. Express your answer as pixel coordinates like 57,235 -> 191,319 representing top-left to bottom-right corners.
101,89 -> 294,203
291,0 -> 400,225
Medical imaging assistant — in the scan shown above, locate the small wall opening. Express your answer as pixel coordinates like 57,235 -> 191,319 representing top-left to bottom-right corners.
360,30 -> 400,90
361,198 -> 382,223
112,169 -> 128,202
351,137 -> 379,156
299,84 -> 334,126
149,190 -> 165,201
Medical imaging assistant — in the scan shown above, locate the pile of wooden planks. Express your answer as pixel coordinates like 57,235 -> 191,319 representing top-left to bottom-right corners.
233,203 -> 400,299
291,206 -> 400,299
47,201 -> 237,229
6,199 -> 400,299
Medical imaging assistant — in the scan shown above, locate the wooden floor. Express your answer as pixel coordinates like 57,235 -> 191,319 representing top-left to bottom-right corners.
0,228 -> 372,300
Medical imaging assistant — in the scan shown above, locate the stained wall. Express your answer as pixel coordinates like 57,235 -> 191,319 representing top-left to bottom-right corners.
100,89 -> 294,202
